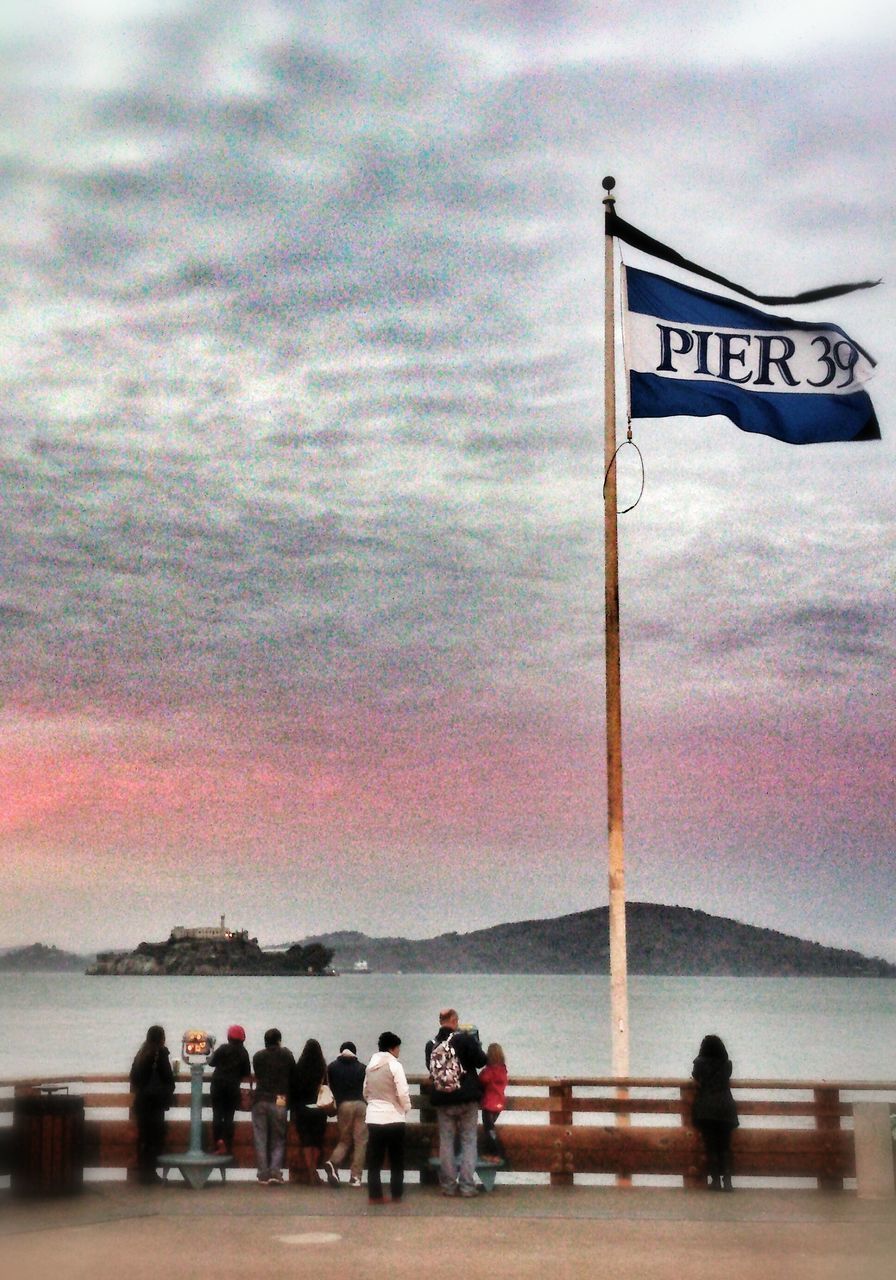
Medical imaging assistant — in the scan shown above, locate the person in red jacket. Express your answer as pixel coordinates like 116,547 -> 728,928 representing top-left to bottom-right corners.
478,1042 -> 508,1163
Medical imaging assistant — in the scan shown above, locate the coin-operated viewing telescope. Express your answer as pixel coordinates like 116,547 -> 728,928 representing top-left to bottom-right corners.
158,1029 -> 232,1189
182,1030 -> 215,1061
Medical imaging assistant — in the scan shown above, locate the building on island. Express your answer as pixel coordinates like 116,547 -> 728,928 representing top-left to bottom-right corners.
169,915 -> 249,943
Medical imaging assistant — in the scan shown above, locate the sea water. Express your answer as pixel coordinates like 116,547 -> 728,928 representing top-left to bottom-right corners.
2,972 -> 895,1082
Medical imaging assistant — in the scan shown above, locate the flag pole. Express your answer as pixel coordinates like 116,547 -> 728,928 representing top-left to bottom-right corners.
602,175 -> 630,1081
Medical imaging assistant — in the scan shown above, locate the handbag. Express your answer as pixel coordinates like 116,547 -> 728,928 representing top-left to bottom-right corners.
315,1081 -> 336,1114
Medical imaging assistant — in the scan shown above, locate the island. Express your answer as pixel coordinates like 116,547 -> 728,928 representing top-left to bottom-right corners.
13,902 -> 893,979
0,943 -> 88,972
86,917 -> 333,976
297,902 -> 896,977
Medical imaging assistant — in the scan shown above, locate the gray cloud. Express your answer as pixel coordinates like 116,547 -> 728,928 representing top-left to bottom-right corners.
704,602 -> 891,664
0,0 -> 893,955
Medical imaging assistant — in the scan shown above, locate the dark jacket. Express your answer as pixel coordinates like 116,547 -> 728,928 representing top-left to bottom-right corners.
129,1044 -> 175,1112
252,1045 -> 295,1102
691,1054 -> 739,1128
425,1026 -> 487,1106
327,1053 -> 367,1105
209,1042 -> 251,1098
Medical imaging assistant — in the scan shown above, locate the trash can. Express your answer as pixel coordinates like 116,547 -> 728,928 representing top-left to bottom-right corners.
12,1089 -> 85,1197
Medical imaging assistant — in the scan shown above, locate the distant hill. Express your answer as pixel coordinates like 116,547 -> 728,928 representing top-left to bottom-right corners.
300,903 -> 896,977
0,943 -> 88,972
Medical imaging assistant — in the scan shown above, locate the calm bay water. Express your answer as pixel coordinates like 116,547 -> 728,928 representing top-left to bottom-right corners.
2,972 -> 895,1082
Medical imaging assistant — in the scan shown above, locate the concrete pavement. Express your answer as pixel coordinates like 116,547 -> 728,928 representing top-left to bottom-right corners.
2,1182 -> 894,1280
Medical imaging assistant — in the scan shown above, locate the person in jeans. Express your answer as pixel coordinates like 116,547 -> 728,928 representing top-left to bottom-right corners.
363,1031 -> 411,1204
251,1027 -> 295,1185
325,1041 -> 368,1187
425,1008 -> 486,1197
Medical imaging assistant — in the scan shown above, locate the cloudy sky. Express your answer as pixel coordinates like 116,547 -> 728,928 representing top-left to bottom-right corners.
1,0 -> 894,959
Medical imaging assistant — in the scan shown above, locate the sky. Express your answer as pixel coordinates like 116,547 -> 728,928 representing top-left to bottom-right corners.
0,0 -> 894,959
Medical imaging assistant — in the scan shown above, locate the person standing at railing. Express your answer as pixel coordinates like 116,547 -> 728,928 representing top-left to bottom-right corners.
478,1042 -> 508,1164
691,1034 -> 739,1192
363,1031 -> 411,1204
252,1028 -> 295,1185
325,1040 -> 368,1187
425,1007 -> 487,1197
209,1024 -> 251,1156
291,1038 -> 333,1187
129,1025 -> 176,1186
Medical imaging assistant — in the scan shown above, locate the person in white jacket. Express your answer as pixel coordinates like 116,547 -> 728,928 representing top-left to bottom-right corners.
362,1031 -> 411,1204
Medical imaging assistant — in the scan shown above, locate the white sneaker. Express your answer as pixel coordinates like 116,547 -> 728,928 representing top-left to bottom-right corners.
349,1176 -> 362,1187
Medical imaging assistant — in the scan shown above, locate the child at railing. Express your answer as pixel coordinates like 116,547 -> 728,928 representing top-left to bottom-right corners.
479,1043 -> 508,1164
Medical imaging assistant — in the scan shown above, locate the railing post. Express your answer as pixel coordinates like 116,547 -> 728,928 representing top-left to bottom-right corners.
126,1082 -> 140,1184
853,1102 -> 896,1199
418,1082 -> 439,1186
679,1082 -> 702,1189
613,1085 -> 632,1187
814,1086 -> 843,1191
549,1082 -> 574,1186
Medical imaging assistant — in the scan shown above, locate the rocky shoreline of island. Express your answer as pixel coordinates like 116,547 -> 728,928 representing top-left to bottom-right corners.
85,931 -> 334,977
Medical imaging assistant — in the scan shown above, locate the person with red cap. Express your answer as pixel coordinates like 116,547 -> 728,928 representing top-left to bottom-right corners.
209,1024 -> 252,1155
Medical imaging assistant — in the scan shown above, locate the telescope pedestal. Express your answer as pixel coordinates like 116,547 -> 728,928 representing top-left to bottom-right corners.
158,1063 -> 234,1189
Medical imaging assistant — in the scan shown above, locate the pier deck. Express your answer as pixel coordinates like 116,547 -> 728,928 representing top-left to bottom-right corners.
2,1183 -> 894,1280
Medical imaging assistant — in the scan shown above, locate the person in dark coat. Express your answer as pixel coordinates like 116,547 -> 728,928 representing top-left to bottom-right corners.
209,1024 -> 251,1155
291,1038 -> 331,1186
324,1041 -> 368,1187
691,1033 -> 739,1191
129,1024 -> 176,1185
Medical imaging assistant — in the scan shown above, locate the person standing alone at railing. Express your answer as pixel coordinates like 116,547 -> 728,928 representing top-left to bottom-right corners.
691,1034 -> 739,1191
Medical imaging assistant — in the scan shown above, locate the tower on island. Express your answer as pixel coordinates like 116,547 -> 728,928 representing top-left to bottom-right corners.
169,915 -> 249,943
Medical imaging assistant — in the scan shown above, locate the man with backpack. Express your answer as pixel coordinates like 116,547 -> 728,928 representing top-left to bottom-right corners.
425,1007 -> 487,1197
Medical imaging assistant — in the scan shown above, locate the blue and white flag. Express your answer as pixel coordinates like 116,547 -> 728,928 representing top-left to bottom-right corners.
623,266 -> 879,445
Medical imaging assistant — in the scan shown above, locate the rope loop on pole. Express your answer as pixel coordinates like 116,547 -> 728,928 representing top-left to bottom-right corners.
603,437 -> 645,514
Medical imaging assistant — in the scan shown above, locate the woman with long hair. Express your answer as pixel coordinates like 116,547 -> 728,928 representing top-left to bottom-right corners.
129,1025 -> 175,1185
290,1038 -> 331,1186
691,1033 -> 739,1191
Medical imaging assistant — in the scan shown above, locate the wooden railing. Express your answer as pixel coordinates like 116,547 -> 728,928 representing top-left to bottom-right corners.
2,1075 -> 894,1189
